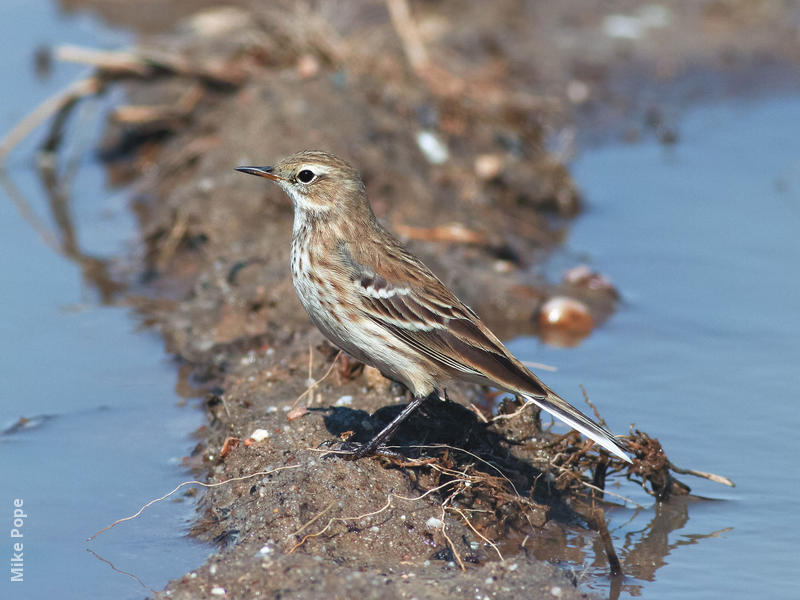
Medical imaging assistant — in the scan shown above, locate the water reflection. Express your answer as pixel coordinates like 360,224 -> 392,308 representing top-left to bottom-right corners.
86,549 -> 157,595
0,5 -> 210,598
567,499 -> 731,599
0,160 -> 125,303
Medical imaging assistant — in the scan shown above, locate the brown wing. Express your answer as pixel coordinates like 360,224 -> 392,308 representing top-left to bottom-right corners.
339,235 -> 632,463
341,236 -> 549,397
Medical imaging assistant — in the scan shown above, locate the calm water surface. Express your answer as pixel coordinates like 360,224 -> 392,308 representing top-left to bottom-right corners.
0,1 -> 209,598
513,97 -> 800,599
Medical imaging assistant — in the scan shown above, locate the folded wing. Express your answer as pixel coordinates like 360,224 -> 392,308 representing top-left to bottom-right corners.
341,238 -> 631,462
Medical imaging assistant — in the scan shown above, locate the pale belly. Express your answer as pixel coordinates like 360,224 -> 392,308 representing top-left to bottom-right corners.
290,247 -> 434,395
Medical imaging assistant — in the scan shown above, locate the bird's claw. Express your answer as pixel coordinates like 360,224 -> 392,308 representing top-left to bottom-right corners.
317,439 -> 404,461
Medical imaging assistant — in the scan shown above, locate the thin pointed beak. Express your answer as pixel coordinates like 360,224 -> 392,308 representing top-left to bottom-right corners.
235,166 -> 282,181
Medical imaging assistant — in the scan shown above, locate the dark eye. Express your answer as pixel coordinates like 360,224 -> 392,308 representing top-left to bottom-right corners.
297,169 -> 315,183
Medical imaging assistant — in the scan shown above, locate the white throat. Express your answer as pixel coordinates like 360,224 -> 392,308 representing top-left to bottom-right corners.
279,181 -> 331,225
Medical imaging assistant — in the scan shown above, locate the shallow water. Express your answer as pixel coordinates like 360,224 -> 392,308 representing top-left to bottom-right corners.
0,2 -> 209,598
513,97 -> 800,599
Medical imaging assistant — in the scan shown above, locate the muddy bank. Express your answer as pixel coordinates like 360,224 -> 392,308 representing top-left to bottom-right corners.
50,1 -> 799,598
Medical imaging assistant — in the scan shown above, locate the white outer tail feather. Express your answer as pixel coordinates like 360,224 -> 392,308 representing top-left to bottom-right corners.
521,393 -> 632,463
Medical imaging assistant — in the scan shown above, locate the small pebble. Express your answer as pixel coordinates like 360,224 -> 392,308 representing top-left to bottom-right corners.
603,6 -> 670,40
551,586 -> 562,597
287,406 -> 308,421
185,7 -> 250,37
297,53 -> 320,78
335,395 -> 353,406
538,296 -> 594,334
425,517 -> 443,531
562,264 -> 618,296
493,260 -> 514,273
250,428 -> 270,442
603,14 -> 644,39
197,177 -> 214,193
474,153 -> 504,180
566,80 -> 590,104
416,130 -> 449,164
210,587 -> 226,596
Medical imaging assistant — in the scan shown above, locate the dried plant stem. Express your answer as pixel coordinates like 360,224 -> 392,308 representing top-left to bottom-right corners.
408,443 -> 522,498
552,463 -> 644,509
439,504 -> 466,571
580,384 -> 608,428
290,350 -> 342,411
0,76 -> 100,163
468,403 -> 490,423
287,478 -> 468,553
290,502 -> 334,538
668,462 -> 735,487
88,464 -> 301,540
491,398 -> 536,422
591,507 -> 622,577
385,0 -> 429,72
449,506 -> 503,562
54,44 -> 244,87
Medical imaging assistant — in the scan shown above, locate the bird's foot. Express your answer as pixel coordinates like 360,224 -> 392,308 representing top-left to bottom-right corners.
317,439 -> 405,461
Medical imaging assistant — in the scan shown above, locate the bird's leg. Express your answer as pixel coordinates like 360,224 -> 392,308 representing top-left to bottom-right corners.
338,390 -> 438,459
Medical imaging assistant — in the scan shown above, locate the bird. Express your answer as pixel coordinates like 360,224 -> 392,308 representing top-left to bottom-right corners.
236,151 -> 631,463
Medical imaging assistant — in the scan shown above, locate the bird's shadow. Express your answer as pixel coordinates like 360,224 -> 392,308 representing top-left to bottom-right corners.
315,397 -> 574,519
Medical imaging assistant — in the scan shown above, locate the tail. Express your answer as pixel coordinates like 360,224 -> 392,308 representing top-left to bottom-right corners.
521,391 -> 632,463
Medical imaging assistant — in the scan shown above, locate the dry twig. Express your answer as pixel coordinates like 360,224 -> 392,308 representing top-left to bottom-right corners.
0,77 -> 100,162
287,478 -> 467,553
289,350 -> 343,412
668,462 -> 735,487
55,44 -> 245,87
0,42 -> 245,163
88,464 -> 301,540
580,384 -> 608,428
394,222 -> 489,245
491,398 -> 536,422
384,0 -> 429,73
438,504 -> 466,571
449,506 -> 504,562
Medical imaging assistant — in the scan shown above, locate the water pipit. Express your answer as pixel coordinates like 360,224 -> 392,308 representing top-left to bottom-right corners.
236,151 -> 630,462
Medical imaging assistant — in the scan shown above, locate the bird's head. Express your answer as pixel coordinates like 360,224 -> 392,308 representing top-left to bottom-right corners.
236,150 -> 368,218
